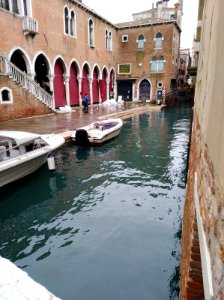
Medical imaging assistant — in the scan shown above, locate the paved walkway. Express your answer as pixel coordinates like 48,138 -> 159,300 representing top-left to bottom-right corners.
0,103 -> 163,137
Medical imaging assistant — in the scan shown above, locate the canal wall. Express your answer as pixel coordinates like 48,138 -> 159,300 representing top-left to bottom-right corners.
180,0 -> 224,299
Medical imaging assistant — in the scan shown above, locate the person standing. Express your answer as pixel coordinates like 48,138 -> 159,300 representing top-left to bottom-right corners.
82,94 -> 89,113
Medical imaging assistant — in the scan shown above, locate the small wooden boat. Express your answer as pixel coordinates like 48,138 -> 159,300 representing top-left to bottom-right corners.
0,131 -> 65,188
71,118 -> 123,146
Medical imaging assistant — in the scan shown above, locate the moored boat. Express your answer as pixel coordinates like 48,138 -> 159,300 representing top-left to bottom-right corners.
0,131 -> 65,188
71,118 -> 123,146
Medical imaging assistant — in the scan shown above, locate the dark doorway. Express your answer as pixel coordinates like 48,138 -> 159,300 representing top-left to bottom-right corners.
34,54 -> 50,92
10,50 -> 27,73
117,81 -> 133,101
139,79 -> 151,101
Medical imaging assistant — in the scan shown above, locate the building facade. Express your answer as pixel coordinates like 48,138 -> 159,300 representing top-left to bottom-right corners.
0,0 -> 182,121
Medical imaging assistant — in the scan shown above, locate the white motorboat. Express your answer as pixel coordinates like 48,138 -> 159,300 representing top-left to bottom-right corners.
71,118 -> 123,146
0,131 -> 65,188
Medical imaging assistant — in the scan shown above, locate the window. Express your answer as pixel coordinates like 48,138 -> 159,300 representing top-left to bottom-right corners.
150,56 -> 165,73
137,34 -> 145,50
122,35 -> 128,42
89,19 -> 94,47
108,31 -> 112,50
105,29 -> 108,49
118,64 -> 131,74
12,0 -> 18,13
0,0 -> 31,16
0,0 -> 10,10
23,0 -> 27,15
154,32 -> 163,49
64,7 -> 69,34
70,10 -> 76,36
64,7 -> 76,37
0,88 -> 13,104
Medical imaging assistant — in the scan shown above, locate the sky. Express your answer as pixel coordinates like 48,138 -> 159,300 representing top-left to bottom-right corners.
83,0 -> 199,49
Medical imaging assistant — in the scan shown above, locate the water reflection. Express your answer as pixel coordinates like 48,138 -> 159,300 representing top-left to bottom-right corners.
0,104 -> 192,300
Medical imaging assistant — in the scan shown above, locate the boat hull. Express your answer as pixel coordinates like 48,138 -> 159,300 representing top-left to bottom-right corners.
0,131 -> 65,188
88,127 -> 121,145
0,153 -> 47,188
71,118 -> 123,146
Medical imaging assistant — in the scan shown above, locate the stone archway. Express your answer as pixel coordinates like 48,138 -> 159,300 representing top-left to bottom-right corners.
34,54 -> 50,93
10,50 -> 27,73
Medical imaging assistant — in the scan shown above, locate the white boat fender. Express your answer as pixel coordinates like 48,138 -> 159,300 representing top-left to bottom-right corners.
47,153 -> 56,171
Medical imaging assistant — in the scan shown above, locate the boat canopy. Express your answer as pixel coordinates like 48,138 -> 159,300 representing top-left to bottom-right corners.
0,131 -> 41,146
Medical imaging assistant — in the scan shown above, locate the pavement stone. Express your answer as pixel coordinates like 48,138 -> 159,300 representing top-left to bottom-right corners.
0,103 -> 162,137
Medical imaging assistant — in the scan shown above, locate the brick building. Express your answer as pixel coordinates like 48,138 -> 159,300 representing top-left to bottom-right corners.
0,0 -> 182,121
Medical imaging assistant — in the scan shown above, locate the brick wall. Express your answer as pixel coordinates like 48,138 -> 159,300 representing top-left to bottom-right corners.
116,24 -> 180,99
180,112 -> 224,299
0,76 -> 51,122
180,1 -> 224,298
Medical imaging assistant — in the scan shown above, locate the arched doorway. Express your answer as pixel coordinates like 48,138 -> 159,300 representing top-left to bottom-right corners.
10,50 -> 27,73
53,59 -> 66,108
34,54 -> 50,93
100,69 -> 107,102
139,79 -> 151,101
92,67 -> 99,104
81,64 -> 90,100
69,62 -> 79,106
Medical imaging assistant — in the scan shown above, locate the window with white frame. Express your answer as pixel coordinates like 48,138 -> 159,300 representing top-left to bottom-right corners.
70,10 -> 76,36
0,0 -> 10,10
154,32 -> 163,49
137,34 -> 145,50
105,29 -> 108,50
108,31 -> 112,50
122,35 -> 128,42
89,19 -> 94,47
0,0 -> 31,16
64,7 -> 76,37
0,88 -> 13,104
150,56 -> 165,73
64,7 -> 69,34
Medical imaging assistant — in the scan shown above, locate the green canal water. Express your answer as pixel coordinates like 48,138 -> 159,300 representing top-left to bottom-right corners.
0,104 -> 192,300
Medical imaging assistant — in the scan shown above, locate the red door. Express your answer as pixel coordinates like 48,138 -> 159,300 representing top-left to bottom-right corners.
92,69 -> 99,103
54,60 -> 66,107
69,64 -> 79,106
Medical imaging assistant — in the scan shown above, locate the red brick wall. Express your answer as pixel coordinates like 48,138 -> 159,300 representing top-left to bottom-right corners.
0,76 -> 51,121
180,112 -> 224,299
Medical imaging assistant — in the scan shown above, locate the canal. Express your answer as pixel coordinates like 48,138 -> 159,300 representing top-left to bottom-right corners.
0,104 -> 192,300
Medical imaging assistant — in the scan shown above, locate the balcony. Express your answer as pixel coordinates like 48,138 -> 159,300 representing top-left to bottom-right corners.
22,16 -> 39,35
